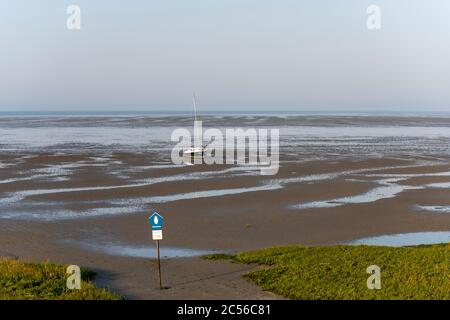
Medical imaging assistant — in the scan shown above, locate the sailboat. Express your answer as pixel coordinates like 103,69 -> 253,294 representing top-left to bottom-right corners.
184,94 -> 206,157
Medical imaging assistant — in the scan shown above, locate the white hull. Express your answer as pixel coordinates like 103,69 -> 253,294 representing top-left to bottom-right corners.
183,147 -> 206,156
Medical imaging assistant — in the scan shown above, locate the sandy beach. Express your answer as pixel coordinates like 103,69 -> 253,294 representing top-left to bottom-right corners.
1,115 -> 449,299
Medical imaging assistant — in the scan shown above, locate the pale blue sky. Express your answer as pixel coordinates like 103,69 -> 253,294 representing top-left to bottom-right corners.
1,0 -> 450,112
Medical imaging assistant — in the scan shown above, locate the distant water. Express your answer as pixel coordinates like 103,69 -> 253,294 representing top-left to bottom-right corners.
2,111 -> 450,117
0,114 -> 449,157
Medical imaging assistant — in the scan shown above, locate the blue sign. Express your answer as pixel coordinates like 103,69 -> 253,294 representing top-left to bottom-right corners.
149,212 -> 164,230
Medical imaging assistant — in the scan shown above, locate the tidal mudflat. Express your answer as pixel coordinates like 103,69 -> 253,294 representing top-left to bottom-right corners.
1,115 -> 449,299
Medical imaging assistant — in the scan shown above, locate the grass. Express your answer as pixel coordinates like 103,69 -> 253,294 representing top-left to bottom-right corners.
0,258 -> 122,300
204,243 -> 450,300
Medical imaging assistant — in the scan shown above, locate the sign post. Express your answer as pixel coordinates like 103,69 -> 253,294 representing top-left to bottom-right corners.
156,238 -> 162,290
149,211 -> 164,290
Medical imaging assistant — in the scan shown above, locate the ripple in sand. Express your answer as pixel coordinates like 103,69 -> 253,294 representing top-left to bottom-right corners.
348,231 -> 450,246
275,161 -> 441,186
0,165 -> 270,205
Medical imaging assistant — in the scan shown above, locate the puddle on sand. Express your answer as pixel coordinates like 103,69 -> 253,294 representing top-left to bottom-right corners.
348,231 -> 450,246
426,182 -> 450,188
0,206 -> 143,221
415,205 -> 450,214
292,181 -> 420,210
142,184 -> 283,204
81,242 -> 221,259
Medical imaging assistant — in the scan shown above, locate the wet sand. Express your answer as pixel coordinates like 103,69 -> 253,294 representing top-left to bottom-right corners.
1,151 -> 450,299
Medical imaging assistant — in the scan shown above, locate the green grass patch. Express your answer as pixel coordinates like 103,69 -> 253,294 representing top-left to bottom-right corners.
209,244 -> 450,300
0,258 -> 122,300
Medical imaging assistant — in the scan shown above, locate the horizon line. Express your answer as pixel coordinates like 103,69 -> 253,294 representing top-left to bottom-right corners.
1,109 -> 450,113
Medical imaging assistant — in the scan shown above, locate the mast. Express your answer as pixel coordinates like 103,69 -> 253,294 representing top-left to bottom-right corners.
192,93 -> 201,148
193,93 -> 198,124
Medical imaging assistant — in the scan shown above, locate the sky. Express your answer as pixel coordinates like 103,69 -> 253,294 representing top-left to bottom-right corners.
1,0 -> 450,112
